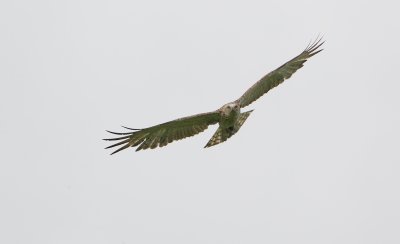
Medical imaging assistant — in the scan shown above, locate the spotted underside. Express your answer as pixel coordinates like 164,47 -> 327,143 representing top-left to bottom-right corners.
204,110 -> 253,148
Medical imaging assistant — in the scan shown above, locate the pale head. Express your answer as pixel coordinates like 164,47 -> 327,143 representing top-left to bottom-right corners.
220,102 -> 240,117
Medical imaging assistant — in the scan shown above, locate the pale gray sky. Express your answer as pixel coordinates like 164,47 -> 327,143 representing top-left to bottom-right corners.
1,0 -> 399,243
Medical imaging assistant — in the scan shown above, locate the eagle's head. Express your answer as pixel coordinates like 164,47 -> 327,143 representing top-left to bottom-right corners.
220,102 -> 240,117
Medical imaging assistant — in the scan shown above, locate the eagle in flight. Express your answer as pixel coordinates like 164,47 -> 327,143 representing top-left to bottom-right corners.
104,38 -> 324,154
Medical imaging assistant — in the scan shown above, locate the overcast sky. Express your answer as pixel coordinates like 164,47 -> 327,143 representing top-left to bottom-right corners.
1,0 -> 399,243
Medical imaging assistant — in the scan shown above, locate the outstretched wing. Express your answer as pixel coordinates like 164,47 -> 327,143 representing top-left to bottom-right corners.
237,37 -> 324,108
104,111 -> 220,154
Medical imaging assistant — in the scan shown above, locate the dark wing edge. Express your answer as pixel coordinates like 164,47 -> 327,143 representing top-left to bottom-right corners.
103,111 -> 220,154
237,37 -> 324,108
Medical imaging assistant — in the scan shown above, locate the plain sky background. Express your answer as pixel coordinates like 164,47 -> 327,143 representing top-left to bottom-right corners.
1,0 -> 399,243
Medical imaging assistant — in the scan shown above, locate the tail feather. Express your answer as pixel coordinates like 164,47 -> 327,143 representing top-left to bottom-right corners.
204,110 -> 253,148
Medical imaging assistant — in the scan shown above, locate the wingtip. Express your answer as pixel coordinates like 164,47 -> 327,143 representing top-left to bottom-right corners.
106,130 -> 133,135
305,35 -> 325,53
121,126 -> 141,131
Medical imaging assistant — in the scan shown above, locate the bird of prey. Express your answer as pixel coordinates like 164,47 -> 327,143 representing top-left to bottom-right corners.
104,38 -> 324,154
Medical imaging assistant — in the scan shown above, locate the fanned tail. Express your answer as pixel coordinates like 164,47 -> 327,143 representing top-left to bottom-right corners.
204,110 -> 253,148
